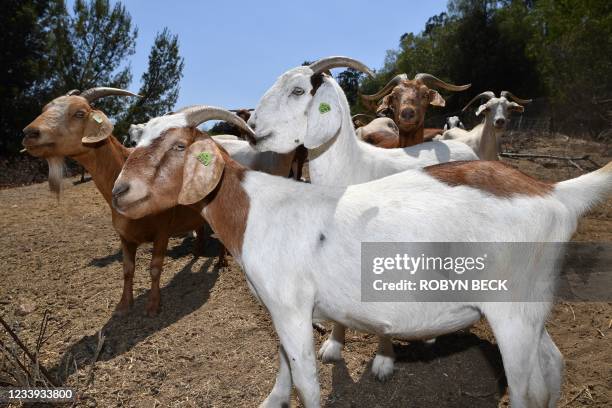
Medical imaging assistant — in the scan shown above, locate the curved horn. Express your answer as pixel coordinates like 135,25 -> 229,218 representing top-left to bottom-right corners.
181,105 -> 255,139
461,91 -> 496,112
308,56 -> 374,77
414,73 -> 471,92
500,90 -> 532,105
352,113 -> 374,121
229,108 -> 254,112
80,87 -> 140,103
360,74 -> 408,101
65,89 -> 81,96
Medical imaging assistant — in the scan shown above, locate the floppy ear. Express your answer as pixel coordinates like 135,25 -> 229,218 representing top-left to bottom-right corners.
376,94 -> 394,118
508,102 -> 524,113
82,110 -> 113,144
429,90 -> 446,107
475,104 -> 488,116
304,77 -> 343,149
178,139 -> 225,206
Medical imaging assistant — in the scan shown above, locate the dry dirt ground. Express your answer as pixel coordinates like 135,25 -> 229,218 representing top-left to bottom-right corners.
0,133 -> 610,407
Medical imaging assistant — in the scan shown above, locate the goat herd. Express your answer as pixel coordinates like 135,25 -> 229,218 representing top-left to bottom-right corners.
21,56 -> 612,407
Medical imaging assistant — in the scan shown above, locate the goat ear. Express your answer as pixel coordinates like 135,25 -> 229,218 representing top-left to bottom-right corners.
508,102 -> 524,113
429,90 -> 446,107
376,95 -> 394,118
475,104 -> 488,116
178,140 -> 225,206
82,110 -> 113,144
304,77 -> 343,149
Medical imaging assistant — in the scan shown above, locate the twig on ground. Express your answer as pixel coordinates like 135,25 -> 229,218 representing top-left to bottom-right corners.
0,315 -> 59,386
500,152 -> 591,162
86,331 -> 106,386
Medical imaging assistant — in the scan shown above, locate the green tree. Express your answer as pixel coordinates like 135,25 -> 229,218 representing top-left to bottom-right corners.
527,0 -> 612,134
0,0 -> 54,154
114,28 -> 184,136
47,0 -> 137,117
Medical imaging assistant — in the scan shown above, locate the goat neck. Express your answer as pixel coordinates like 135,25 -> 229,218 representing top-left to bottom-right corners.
72,136 -> 131,204
193,154 -> 250,260
307,108 -> 364,186
398,125 -> 424,147
479,115 -> 501,161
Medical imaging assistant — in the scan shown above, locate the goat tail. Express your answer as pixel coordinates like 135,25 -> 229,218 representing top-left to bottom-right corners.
554,161 -> 612,217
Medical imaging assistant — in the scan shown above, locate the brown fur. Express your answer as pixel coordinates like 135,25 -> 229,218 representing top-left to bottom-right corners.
424,161 -> 553,197
362,130 -> 400,149
23,97 -> 206,316
200,149 -> 249,257
118,128 -> 250,259
375,80 -> 444,148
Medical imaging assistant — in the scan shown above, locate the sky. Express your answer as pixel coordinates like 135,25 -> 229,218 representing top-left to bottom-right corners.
70,0 -> 448,109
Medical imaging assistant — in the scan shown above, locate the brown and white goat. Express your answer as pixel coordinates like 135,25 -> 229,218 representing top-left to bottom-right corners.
361,73 -> 470,148
21,88 -> 216,316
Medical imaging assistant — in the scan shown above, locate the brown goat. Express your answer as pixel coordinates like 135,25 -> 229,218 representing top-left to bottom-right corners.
361,73 -> 470,148
22,88 -> 207,317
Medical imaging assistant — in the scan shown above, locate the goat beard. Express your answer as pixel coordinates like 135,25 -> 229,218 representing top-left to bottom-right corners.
46,156 -> 65,197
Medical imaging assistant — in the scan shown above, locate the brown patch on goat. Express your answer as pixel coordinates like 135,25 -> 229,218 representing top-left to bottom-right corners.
424,161 -> 553,197
199,147 -> 250,257
362,131 -> 400,149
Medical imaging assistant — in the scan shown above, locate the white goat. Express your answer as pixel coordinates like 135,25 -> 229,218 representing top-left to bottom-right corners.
112,105 -> 612,408
436,91 -> 531,160
248,56 -> 478,380
443,115 -> 465,130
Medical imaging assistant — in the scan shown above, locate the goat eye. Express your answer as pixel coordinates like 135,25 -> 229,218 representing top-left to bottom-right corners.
291,87 -> 305,96
74,111 -> 86,118
174,144 -> 185,151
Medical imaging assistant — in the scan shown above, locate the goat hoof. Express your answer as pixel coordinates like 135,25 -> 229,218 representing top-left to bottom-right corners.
144,303 -> 160,317
318,338 -> 343,362
113,300 -> 133,316
371,354 -> 395,382
259,394 -> 290,408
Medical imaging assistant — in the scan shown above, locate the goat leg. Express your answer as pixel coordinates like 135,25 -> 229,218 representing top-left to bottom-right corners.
145,235 -> 169,317
114,238 -> 137,316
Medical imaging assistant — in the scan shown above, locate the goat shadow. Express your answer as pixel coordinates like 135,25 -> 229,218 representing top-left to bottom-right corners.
52,234 -> 224,382
325,331 -> 506,408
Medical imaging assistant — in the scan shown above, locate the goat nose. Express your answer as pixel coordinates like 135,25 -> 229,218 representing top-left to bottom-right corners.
23,128 -> 40,140
112,182 -> 130,198
400,108 -> 415,121
495,118 -> 506,127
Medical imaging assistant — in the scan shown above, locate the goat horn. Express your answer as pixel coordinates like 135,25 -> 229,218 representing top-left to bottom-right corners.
461,91 -> 496,112
500,91 -> 532,105
229,108 -> 255,112
414,73 -> 471,92
360,74 -> 408,101
80,87 -> 141,103
352,113 -> 374,121
182,105 -> 255,139
65,89 -> 81,96
309,56 -> 374,78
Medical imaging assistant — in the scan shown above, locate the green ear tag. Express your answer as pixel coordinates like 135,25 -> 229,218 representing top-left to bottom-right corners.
92,113 -> 103,123
196,151 -> 213,166
319,102 -> 331,114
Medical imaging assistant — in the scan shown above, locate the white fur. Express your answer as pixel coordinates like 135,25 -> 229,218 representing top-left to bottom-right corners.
248,65 -> 478,379
249,67 -> 478,187
227,164 -> 611,408
137,113 -> 189,147
437,96 -> 523,160
443,115 -> 465,131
